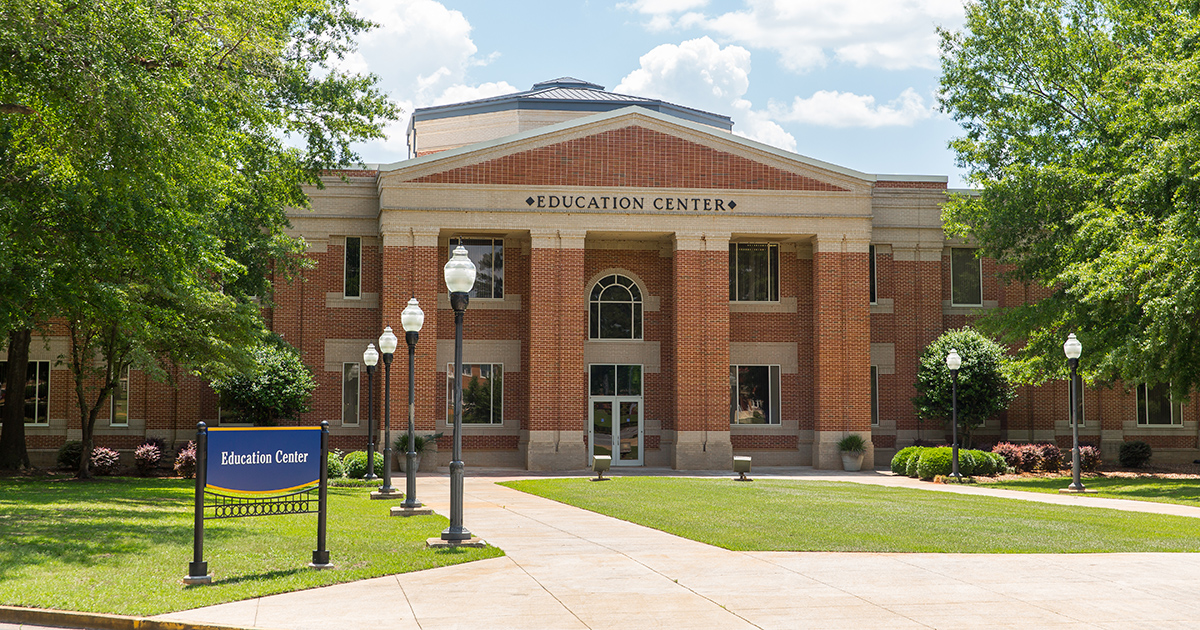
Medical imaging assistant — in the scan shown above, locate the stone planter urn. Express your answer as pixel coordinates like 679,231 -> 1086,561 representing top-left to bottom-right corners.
837,434 -> 868,472
396,452 -> 421,473
841,451 -> 864,472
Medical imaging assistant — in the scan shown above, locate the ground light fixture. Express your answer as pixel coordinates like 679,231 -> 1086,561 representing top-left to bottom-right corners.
363,343 -> 379,481
1064,333 -> 1086,492
946,348 -> 963,479
442,243 -> 476,541
373,326 -> 401,499
401,297 -> 425,509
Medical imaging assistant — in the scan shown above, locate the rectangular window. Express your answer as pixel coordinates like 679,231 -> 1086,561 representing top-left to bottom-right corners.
344,236 -> 361,298
0,360 -> 50,425
869,245 -> 877,304
342,363 -> 360,426
1068,373 -> 1084,427
1137,383 -> 1182,426
950,248 -> 982,306
729,243 -> 779,302
446,363 -> 503,425
730,365 -> 781,425
452,238 -> 504,299
111,366 -> 130,426
870,365 -> 879,426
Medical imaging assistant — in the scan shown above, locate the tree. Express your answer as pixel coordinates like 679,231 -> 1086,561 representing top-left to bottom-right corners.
210,341 -> 316,426
0,0 -> 397,472
912,328 -> 1016,448
939,0 -> 1200,396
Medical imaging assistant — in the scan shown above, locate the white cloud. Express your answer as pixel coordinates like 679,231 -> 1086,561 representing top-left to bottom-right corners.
432,81 -> 520,106
639,0 -> 964,72
616,37 -> 797,151
769,88 -> 933,128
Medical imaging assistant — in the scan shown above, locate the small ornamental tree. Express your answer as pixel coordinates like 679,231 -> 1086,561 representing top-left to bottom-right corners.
913,327 -> 1016,448
211,341 -> 316,426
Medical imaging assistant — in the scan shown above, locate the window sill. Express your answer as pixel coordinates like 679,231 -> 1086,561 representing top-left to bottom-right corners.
729,297 -> 797,313
438,293 -> 522,310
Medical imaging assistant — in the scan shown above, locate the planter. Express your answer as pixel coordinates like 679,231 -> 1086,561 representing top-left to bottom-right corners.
396,452 -> 422,473
841,451 -> 864,472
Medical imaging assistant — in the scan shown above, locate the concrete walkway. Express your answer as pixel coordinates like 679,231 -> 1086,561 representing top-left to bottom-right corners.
154,470 -> 1200,630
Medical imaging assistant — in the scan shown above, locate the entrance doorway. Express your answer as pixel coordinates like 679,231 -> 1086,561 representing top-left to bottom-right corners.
589,364 -> 643,466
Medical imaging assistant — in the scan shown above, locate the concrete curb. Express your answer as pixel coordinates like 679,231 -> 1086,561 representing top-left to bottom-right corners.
0,606 -> 263,630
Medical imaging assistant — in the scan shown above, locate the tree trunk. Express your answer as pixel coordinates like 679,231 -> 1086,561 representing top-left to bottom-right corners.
0,329 -> 32,469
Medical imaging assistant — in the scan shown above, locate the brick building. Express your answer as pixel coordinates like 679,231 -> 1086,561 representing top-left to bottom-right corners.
9,78 -> 1200,469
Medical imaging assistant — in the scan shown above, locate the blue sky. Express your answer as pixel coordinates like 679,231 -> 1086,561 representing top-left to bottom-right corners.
343,0 -> 970,186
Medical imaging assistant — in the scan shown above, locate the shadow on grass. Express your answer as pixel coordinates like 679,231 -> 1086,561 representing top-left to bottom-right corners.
184,567 -> 308,588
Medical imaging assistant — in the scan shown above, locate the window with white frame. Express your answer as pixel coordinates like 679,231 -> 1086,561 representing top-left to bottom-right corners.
446,363 -> 503,425
870,365 -> 879,426
451,238 -> 504,299
869,245 -> 877,305
111,366 -> 130,426
0,360 -> 49,425
729,243 -> 779,302
730,365 -> 781,424
1137,383 -> 1182,426
950,248 -> 982,306
342,363 -> 360,426
344,236 -> 362,298
589,274 -> 643,340
1068,373 -> 1084,427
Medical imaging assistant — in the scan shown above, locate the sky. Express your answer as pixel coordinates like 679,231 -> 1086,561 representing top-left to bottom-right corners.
340,0 -> 972,187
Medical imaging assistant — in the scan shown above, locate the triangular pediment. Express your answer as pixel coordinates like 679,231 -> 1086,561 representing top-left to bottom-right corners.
382,108 -> 870,193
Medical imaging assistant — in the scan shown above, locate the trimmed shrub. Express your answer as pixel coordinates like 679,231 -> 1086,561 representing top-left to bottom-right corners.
1017,444 -> 1043,472
971,450 -> 997,476
957,449 -> 978,476
916,447 -> 954,480
140,437 -> 168,457
57,441 -> 85,470
174,441 -> 197,479
1079,445 -> 1101,472
1119,441 -> 1152,468
1038,443 -> 1062,472
342,450 -> 385,479
891,447 -> 922,475
905,448 -> 924,477
134,444 -> 161,476
992,443 -> 1022,470
91,447 -> 121,476
327,450 -> 347,479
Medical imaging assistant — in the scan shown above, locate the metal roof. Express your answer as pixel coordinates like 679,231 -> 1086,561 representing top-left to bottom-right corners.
412,78 -> 732,130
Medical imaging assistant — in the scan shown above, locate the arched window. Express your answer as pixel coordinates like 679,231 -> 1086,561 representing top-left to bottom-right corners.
589,274 -> 642,340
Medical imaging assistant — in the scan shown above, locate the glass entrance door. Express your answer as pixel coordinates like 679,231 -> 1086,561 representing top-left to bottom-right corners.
589,364 -> 643,466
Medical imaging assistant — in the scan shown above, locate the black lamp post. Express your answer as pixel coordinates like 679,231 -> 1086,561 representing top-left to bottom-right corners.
1064,333 -> 1085,492
363,343 -> 379,481
946,348 -> 962,479
400,297 -> 425,509
377,326 -> 399,497
441,243 -> 476,541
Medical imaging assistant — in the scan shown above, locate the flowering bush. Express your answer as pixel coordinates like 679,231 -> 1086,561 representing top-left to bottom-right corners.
992,443 -> 1022,470
1038,443 -> 1062,472
1079,445 -> 1101,472
1017,444 -> 1044,472
135,444 -> 161,476
174,441 -> 197,479
91,447 -> 121,476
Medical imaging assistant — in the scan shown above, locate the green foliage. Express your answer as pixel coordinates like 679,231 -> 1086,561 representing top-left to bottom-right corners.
326,450 -> 347,479
905,450 -> 923,477
395,432 -> 444,454
342,450 -> 384,479
912,328 -> 1016,448
917,447 -> 954,480
939,0 -> 1200,394
958,450 -> 978,476
837,434 -> 867,453
1119,441 -> 1153,468
210,341 -> 316,426
56,441 -> 84,470
891,446 -> 923,474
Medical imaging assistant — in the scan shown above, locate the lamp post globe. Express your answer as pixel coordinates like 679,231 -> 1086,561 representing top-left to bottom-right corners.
443,243 -> 476,541
362,344 -> 379,481
377,327 -> 399,496
401,297 -> 424,509
1064,333 -> 1085,491
946,348 -> 962,479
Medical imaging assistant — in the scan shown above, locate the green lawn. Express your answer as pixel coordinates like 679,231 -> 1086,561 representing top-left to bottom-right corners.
983,475 -> 1200,507
501,477 -> 1200,553
0,477 -> 502,615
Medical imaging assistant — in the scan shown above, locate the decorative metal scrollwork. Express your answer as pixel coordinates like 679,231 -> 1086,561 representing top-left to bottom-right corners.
204,486 -> 318,520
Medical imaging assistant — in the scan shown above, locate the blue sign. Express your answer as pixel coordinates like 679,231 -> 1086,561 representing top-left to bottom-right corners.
206,427 -> 321,494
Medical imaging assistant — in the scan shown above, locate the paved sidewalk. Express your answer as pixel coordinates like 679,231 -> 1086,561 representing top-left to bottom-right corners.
153,470 -> 1200,630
